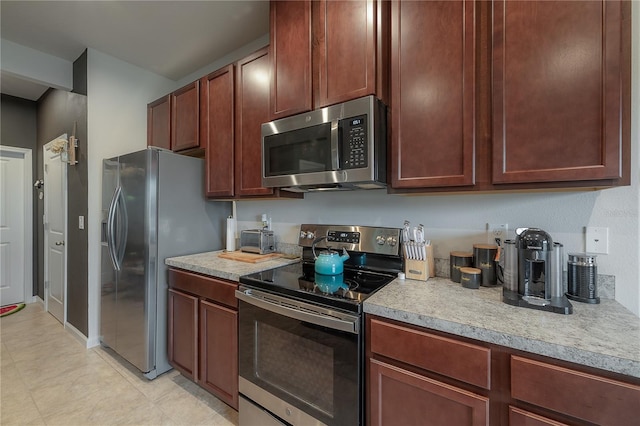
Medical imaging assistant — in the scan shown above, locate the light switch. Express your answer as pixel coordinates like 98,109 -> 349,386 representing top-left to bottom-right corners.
79,215 -> 85,230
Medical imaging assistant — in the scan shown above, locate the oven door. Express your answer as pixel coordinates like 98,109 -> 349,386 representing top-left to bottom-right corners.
236,287 -> 361,426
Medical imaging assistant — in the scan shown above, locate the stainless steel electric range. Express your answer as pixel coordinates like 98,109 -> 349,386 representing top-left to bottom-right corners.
237,224 -> 403,426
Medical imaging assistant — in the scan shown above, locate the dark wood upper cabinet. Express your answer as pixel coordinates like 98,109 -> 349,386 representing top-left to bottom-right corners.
147,95 -> 171,150
313,0 -> 389,109
492,0 -> 624,184
171,80 -> 200,152
390,0 -> 629,193
390,0 -> 476,189
235,47 -> 275,197
270,0 -> 312,120
201,65 -> 235,198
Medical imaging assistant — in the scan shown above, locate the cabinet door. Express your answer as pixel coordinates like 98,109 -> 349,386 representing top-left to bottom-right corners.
235,47 -> 274,197
390,0 -> 476,189
492,0 -> 622,184
270,0 -> 312,120
147,95 -> 171,149
172,80 -> 200,152
313,0 -> 380,108
369,358 -> 489,426
202,65 -> 235,198
167,289 -> 198,381
199,299 -> 238,410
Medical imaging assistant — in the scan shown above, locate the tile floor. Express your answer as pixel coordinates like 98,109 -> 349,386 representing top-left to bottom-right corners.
0,303 -> 238,425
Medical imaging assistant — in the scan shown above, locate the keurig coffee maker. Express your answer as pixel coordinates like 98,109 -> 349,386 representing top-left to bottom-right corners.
501,228 -> 572,314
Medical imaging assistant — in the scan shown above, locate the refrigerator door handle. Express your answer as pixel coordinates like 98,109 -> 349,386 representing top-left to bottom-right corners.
115,187 -> 128,269
106,186 -> 120,270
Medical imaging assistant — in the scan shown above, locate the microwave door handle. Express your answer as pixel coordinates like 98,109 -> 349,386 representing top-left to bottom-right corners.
330,119 -> 340,170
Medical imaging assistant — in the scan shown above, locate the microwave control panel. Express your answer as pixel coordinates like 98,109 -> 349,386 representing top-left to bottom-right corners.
341,115 -> 368,170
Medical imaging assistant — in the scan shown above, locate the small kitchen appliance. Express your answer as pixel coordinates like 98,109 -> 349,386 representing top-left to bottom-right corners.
237,224 -> 402,426
240,229 -> 275,254
566,253 -> 599,304
501,228 -> 572,314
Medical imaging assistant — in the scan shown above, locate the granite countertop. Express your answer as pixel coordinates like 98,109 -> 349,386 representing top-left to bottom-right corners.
364,277 -> 640,379
165,250 -> 300,282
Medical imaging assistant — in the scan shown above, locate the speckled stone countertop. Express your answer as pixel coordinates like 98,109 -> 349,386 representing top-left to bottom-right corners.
364,277 -> 640,379
165,250 -> 300,282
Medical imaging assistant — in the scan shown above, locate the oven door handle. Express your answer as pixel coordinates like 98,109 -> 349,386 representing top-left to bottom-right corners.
236,288 -> 359,334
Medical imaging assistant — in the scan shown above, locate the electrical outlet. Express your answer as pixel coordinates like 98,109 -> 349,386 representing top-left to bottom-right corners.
487,223 -> 508,245
586,226 -> 608,254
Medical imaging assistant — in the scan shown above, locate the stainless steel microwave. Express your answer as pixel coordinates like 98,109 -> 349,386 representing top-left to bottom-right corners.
261,96 -> 387,192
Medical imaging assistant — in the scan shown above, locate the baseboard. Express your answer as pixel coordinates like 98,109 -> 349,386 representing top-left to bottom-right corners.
64,321 -> 89,347
86,336 -> 101,348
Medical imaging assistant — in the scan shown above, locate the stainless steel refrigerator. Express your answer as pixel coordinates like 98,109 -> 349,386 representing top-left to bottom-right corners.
100,147 -> 230,379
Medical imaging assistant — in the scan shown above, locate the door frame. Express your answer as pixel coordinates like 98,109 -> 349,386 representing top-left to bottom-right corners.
0,146 -> 34,305
43,137 -> 68,322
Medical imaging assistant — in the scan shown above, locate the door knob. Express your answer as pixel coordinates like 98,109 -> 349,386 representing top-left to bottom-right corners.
55,241 -> 65,246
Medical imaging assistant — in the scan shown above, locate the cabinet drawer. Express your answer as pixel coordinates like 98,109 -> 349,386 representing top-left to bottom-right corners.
509,406 -> 567,426
168,268 -> 238,309
511,355 -> 640,425
369,318 -> 491,389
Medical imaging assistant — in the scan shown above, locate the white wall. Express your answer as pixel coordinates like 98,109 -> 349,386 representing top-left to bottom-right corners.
236,3 -> 640,316
86,48 -> 175,346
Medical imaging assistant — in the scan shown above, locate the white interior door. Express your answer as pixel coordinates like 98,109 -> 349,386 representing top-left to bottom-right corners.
0,148 -> 32,306
44,137 -> 67,324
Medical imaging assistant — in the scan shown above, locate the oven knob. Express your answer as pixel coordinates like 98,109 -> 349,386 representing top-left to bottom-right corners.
300,231 -> 307,239
387,236 -> 397,247
306,231 -> 315,239
376,235 -> 385,245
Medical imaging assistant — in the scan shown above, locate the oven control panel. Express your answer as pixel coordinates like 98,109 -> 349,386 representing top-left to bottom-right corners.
327,230 -> 360,244
299,224 -> 401,256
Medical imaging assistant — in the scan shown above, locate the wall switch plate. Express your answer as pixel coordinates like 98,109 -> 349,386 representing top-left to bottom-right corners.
79,215 -> 85,230
487,223 -> 508,245
586,226 -> 608,254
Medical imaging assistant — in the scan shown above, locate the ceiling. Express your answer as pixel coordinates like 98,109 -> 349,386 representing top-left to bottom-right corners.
0,1 -> 269,101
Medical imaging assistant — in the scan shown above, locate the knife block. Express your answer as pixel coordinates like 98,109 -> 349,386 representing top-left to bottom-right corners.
405,259 -> 429,281
404,245 -> 435,281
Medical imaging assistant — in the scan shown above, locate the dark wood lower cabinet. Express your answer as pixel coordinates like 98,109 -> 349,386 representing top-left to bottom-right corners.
167,289 -> 198,381
508,406 -> 567,426
199,299 -> 238,409
369,358 -> 489,426
168,268 -> 239,410
367,315 -> 640,426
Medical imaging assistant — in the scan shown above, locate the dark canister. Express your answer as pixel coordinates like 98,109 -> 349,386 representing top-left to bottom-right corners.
473,244 -> 499,286
450,251 -> 473,283
567,253 -> 599,304
460,267 -> 482,289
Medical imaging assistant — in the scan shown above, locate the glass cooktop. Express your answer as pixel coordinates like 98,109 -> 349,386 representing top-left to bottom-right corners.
239,262 -> 396,313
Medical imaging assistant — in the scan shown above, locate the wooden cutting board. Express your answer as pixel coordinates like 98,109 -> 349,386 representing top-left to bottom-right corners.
217,251 -> 283,263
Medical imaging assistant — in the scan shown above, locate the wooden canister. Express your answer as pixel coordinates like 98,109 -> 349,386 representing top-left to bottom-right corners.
450,251 -> 473,283
473,244 -> 499,286
460,267 -> 482,289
